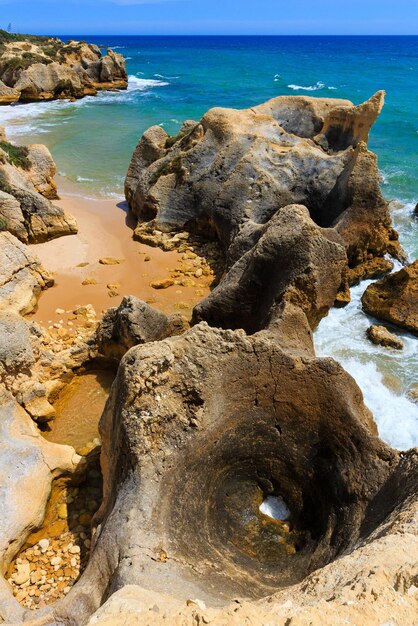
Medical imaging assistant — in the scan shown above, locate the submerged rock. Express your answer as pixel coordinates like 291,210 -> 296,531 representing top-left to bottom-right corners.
366,325 -> 404,350
0,35 -> 127,103
362,261 -> 418,334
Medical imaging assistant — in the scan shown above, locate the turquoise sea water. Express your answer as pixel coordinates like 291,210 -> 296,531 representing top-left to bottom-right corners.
0,36 -> 417,449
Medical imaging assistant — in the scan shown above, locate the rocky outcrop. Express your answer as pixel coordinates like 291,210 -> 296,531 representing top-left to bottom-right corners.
0,127 -> 77,242
366,324 -> 404,350
0,231 -> 53,315
12,322 -> 414,626
126,92 -> 402,318
96,296 -> 188,360
362,261 -> 418,334
193,204 -> 346,333
0,33 -> 128,103
0,387 -> 81,623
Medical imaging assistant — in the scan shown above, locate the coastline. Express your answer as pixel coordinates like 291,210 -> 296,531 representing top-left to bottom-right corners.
29,176 -> 211,326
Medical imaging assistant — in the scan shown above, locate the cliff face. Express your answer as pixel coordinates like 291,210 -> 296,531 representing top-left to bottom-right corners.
0,31 -> 127,103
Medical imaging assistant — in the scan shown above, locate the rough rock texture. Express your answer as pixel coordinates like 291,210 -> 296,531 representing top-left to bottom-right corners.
367,324 -> 404,350
0,128 -> 77,243
362,261 -> 418,334
96,296 -> 188,360
0,388 -> 81,623
0,35 -> 127,103
0,78 -> 19,103
126,92 -> 402,317
0,231 -> 53,315
193,204 -> 346,333
12,323 -> 415,626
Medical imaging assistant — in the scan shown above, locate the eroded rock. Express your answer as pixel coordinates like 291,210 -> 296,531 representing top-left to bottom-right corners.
366,325 -> 404,350
362,261 -> 418,334
0,231 -> 53,314
96,295 -> 188,360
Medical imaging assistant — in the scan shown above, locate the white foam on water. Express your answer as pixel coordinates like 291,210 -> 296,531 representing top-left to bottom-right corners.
128,75 -> 169,91
288,81 -> 336,91
315,279 -> 418,451
259,496 -> 291,521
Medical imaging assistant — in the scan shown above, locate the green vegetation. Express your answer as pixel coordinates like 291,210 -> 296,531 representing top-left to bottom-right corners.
165,129 -> 191,149
0,141 -> 31,170
0,216 -> 8,231
0,171 -> 12,194
0,29 -> 56,45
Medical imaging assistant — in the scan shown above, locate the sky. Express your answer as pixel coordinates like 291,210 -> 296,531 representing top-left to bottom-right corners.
0,0 -> 417,36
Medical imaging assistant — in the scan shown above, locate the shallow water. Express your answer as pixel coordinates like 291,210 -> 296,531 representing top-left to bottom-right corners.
43,370 -> 115,451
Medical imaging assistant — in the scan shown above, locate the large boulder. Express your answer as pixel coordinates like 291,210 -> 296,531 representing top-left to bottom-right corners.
0,231 -> 53,315
362,261 -> 418,334
126,92 -> 401,288
24,323 -> 417,626
96,296 -> 188,360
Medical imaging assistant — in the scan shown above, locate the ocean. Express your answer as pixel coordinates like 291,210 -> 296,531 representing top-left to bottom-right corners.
0,35 -> 417,449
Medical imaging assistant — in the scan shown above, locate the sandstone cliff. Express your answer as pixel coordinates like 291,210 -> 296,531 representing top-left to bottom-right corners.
0,30 -> 127,103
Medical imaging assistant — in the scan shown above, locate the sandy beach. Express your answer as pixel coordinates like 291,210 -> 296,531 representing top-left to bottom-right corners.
29,177 -> 212,326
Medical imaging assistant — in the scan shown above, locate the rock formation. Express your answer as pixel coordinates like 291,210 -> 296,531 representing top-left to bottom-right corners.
366,324 -> 404,350
96,296 -> 188,361
0,231 -> 53,315
0,127 -> 77,242
0,31 -> 127,103
362,260 -> 418,335
125,92 -> 403,314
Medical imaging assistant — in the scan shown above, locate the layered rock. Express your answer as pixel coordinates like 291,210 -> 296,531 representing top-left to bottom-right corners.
126,91 -> 402,316
0,231 -> 53,315
0,33 -> 128,103
0,127 -> 77,242
362,261 -> 418,334
96,296 -> 188,361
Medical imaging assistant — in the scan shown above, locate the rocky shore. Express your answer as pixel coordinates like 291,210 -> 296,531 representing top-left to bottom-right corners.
0,90 -> 416,626
0,31 -> 127,103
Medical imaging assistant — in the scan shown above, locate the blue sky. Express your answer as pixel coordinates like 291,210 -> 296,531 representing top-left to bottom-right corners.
0,0 -> 417,35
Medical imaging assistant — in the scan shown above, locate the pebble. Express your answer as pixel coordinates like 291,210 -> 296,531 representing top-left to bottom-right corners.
38,539 -> 50,553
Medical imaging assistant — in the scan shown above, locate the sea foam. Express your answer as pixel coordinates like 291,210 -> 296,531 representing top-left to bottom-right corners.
288,81 -> 337,91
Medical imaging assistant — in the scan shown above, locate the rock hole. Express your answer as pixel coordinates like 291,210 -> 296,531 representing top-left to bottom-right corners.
259,495 -> 291,521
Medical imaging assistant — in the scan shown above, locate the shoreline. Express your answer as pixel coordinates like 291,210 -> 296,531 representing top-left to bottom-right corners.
29,176 -> 212,326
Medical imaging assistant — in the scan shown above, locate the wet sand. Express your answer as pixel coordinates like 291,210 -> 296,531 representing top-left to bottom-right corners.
29,178 -> 211,325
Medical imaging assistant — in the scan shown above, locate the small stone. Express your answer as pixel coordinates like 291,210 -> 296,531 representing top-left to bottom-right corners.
38,539 -> 50,553
82,277 -> 97,286
144,255 -> 151,262
194,268 -> 203,278
150,279 -> 175,290
55,308 -> 65,315
69,546 -> 80,555
70,557 -> 78,567
13,562 -> 31,586
50,556 -> 62,566
99,257 -> 124,265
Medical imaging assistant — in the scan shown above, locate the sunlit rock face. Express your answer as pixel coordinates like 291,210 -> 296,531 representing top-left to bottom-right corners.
126,91 -> 403,308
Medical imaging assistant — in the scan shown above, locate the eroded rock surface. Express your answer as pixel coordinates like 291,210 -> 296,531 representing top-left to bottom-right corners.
126,91 -> 402,317
0,127 -> 77,243
0,232 -> 53,315
367,324 -> 404,350
0,34 -> 127,103
362,261 -> 418,335
96,296 -> 188,360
